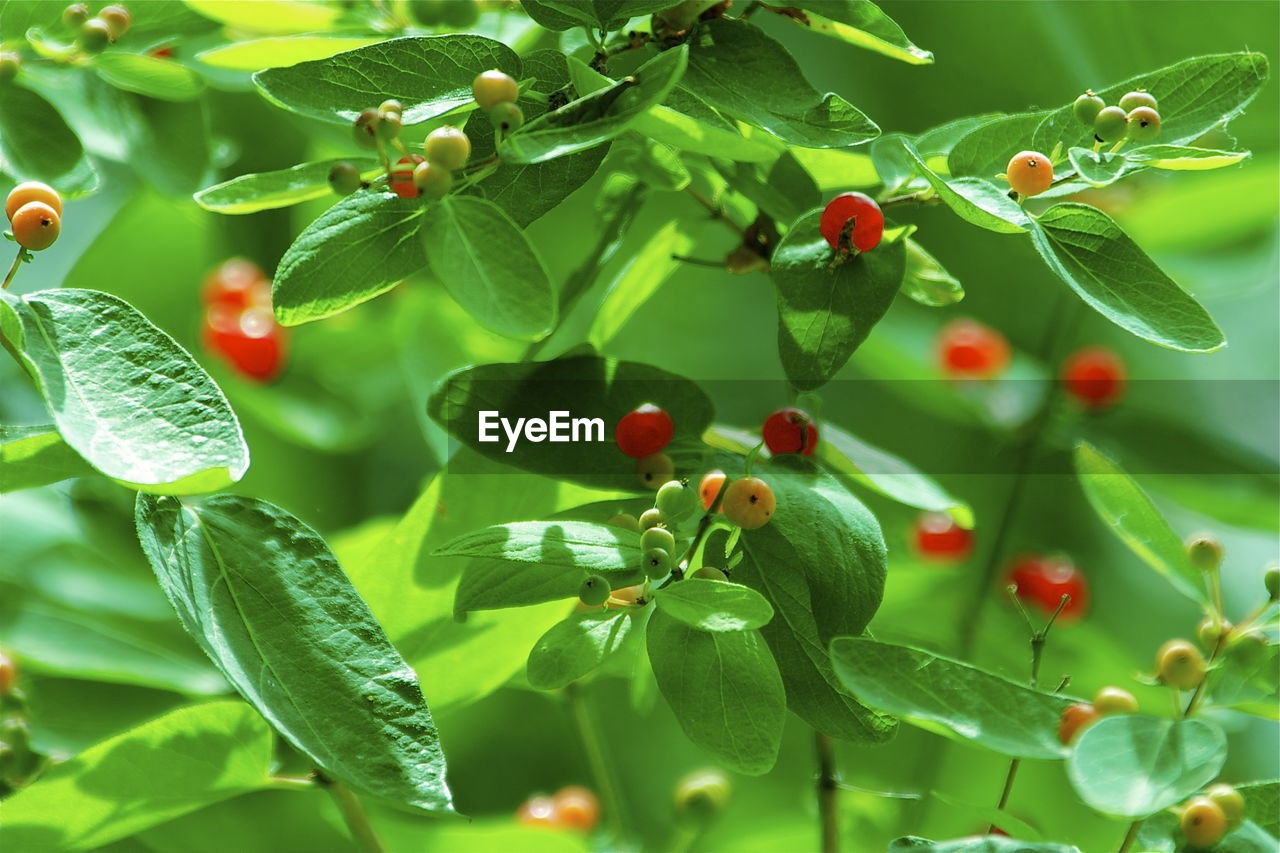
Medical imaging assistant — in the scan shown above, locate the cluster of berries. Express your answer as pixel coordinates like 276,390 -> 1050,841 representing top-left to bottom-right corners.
1074,88 -> 1162,144
515,785 -> 599,833
201,259 -> 287,383
5,182 -> 62,252
65,3 -> 132,54
1057,684 -> 1139,743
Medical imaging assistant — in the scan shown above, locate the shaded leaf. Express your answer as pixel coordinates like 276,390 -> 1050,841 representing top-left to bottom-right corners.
654,579 -> 774,632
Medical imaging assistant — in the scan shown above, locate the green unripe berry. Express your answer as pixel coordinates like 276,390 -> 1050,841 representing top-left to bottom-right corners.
1093,105 -> 1128,142
1205,784 -> 1245,830
63,3 -> 90,28
642,547 -> 672,580
441,0 -> 480,28
423,125 -> 471,171
379,99 -> 403,115
1197,617 -> 1231,650
472,69 -> 519,110
1156,639 -> 1205,690
607,513 -> 640,533
1185,533 -> 1223,573
377,110 -> 402,142
578,575 -> 611,607
692,566 -> 728,581
352,107 -> 382,150
328,162 -> 362,196
1072,91 -> 1104,125
639,507 -> 666,531
78,18 -> 113,53
674,769 -> 731,824
408,0 -> 444,25
411,161 -> 452,199
655,479 -> 697,522
640,525 -> 676,557
636,452 -> 675,490
1266,563 -> 1279,601
489,101 -> 524,133
1119,89 -> 1158,112
0,52 -> 19,84
1125,106 -> 1161,143
99,4 -> 132,40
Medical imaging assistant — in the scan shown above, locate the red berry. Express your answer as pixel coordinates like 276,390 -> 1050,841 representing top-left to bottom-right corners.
1061,346 -> 1126,409
553,785 -> 600,832
1009,554 -> 1089,621
615,403 -> 674,458
390,154 -> 425,199
914,512 -> 972,561
202,258 -> 272,311
699,469 -> 727,511
762,407 -> 818,457
819,191 -> 884,254
203,305 -> 287,382
1058,702 -> 1099,744
0,649 -> 16,695
937,318 -> 1011,379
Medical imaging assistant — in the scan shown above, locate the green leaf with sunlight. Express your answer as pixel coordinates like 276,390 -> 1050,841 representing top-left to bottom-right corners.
779,2 -> 933,65
185,0 -> 341,33
654,579 -> 775,632
195,158 -> 379,214
526,610 -> 634,690
0,84 -> 96,194
93,53 -> 206,101
0,424 -> 93,493
587,220 -> 695,349
520,0 -> 670,31
197,36 -> 383,71
903,143 -> 1030,233
901,238 -> 964,307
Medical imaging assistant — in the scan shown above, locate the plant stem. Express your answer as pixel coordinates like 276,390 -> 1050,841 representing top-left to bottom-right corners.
315,773 -> 386,853
1183,626 -> 1228,717
879,191 -> 942,210
816,731 -> 839,853
1117,818 -> 1143,853
2,248 -> 23,290
567,682 -> 626,840
686,187 -> 745,236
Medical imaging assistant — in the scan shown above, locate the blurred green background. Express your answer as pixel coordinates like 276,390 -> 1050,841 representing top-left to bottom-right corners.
1,1 -> 1277,851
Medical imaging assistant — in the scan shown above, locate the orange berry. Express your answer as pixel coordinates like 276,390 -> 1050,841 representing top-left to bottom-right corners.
10,201 -> 61,251
553,785 -> 599,832
6,181 -> 62,221
1006,150 -> 1053,197
722,477 -> 776,530
515,794 -> 558,828
1058,702 -> 1099,744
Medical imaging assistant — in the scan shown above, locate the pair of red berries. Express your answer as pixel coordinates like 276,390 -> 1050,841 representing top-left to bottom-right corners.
515,785 -> 599,833
201,259 -> 287,382
1009,554 -> 1089,621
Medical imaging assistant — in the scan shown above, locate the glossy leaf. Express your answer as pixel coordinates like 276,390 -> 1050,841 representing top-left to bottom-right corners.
135,495 -> 453,813
635,88 -> 778,163
0,83 -> 96,194
435,520 -> 642,573
197,36 -> 383,71
901,238 -> 964,306
888,838 -> 1081,853
903,143 -> 1030,233
520,0 -> 670,31
0,424 -> 93,493
587,219 -> 694,349
781,2 -> 933,65
654,579 -> 774,632
1130,145 -> 1251,171
93,53 -> 206,101
1067,147 -> 1129,188
947,111 -> 1051,179
194,158 -> 379,214
526,610 -> 634,690
0,289 -> 248,494
185,0 -> 341,33
1240,780 -> 1280,838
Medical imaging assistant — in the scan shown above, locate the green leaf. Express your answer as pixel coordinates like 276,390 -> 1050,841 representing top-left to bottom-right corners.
903,143 -> 1030,233
1129,144 -> 1252,171
194,158 -> 379,214
1067,147 -> 1129,188
1240,781 -> 1280,838
818,423 -> 972,527
1209,635 -> 1278,718
93,53 -> 206,101
196,36 -> 383,71
646,608 -> 785,775
1073,442 -> 1205,604
273,191 -> 425,326
683,19 -> 878,148
420,196 -> 557,340
1030,204 -> 1224,352
587,219 -> 695,349
635,87 -> 779,163
427,352 -> 715,490
520,0 -> 670,31
135,495 -> 454,814
654,579 -> 774,632
467,136 -> 610,227
500,47 -> 688,165
1066,714 -> 1226,817
435,520 -> 643,573
253,35 -> 520,125
526,610 -> 634,690
929,791 -> 1043,841
185,0 -> 341,33
0,424 -> 93,493
888,838 -> 1082,853
0,289 -> 249,495
126,92 -> 212,197
830,637 -> 1075,759
947,111 -> 1052,179
772,210 -> 907,391
1137,812 -> 1279,853
901,237 -> 964,307
781,2 -> 933,65
0,701 -> 272,853
0,83 -> 96,194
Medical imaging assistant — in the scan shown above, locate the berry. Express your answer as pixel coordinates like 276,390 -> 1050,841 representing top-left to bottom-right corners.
641,525 -> 676,556
1185,533 -> 1223,573
1180,797 -> 1227,849
636,453 -> 674,490
699,470 -> 726,511
674,769 -> 730,823
472,69 -> 519,110
1197,617 -> 1231,650
1119,89 -> 1158,112
10,202 -> 60,251
407,0 -> 445,25
99,4 -> 132,39
202,258 -> 271,311
423,126 -> 471,171
378,99 -> 403,115
692,566 -> 728,581
6,181 -> 62,221
937,318 -> 1011,379
352,108 -> 382,150
203,305 -> 287,382
1058,702 -> 1099,744
639,508 -> 665,530
607,513 -> 640,532
1072,91 -> 1105,125
490,101 -> 524,133
722,477 -> 776,530
1009,555 -> 1089,620
656,479 -> 697,522
390,155 -> 425,199
762,407 -> 818,457
328,162 -> 362,196
1092,686 -> 1138,715
0,52 -> 19,84
1061,346 -> 1125,409
606,584 -> 645,609
63,3 -> 90,28
643,547 -> 672,579
1125,106 -> 1161,143
1205,784 -> 1245,830
1006,150 -> 1054,198
377,110 -> 402,143
1093,106 -> 1128,142
0,649 -> 16,696
1156,639 -> 1205,690
515,794 -> 558,828
914,512 -> 972,561
819,191 -> 884,254
578,575 -> 610,607
412,161 -> 452,200
1266,564 -> 1280,600
553,785 -> 600,832
615,403 -> 674,458
78,18 -> 113,52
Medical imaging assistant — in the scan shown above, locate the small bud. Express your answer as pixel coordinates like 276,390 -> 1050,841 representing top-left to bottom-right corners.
77,18 -> 113,53
378,99 -> 403,115
1185,533 -> 1223,573
1265,563 -> 1279,601
674,769 -> 730,824
63,3 -> 90,28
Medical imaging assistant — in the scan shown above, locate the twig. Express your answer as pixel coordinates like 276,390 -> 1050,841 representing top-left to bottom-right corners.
315,773 -> 386,853
685,187 -> 745,236
2,248 -> 23,290
816,732 -> 839,853
1117,818 -> 1143,853
567,683 -> 626,840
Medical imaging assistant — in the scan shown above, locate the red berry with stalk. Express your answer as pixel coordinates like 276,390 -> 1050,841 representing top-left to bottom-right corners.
914,512 -> 972,561
762,407 -> 818,457
819,192 -> 884,254
937,318 -> 1011,379
202,258 -> 272,311
203,304 -> 287,383
1061,346 -> 1126,409
1009,554 -> 1089,621
390,154 -> 425,199
615,403 -> 674,458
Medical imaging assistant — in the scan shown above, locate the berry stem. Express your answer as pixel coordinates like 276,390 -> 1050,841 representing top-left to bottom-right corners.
2,247 -> 24,290
686,187 -> 745,236
815,731 -> 840,853
879,190 -> 942,210
1116,818 -> 1143,853
1182,624 -> 1227,717
566,682 -> 627,841
314,772 -> 386,853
